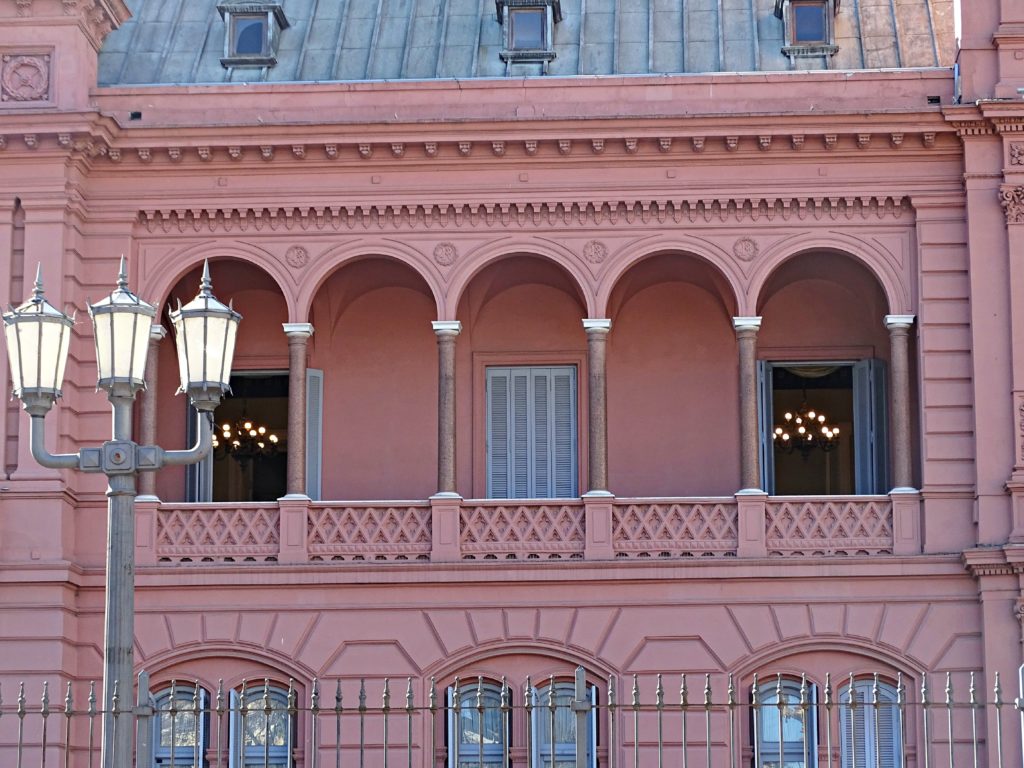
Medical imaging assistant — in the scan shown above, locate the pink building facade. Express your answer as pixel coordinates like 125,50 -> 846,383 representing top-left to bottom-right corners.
2,0 -> 1024,765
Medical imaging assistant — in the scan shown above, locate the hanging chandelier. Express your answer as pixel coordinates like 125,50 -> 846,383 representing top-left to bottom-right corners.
212,413 -> 280,462
772,402 -> 839,457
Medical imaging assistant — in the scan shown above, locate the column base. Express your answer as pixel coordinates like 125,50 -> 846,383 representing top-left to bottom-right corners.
582,489 -> 614,498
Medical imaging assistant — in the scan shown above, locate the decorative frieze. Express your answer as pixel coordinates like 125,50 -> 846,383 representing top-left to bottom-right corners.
1,53 -> 50,103
1012,143 -> 1024,166
137,195 -> 911,234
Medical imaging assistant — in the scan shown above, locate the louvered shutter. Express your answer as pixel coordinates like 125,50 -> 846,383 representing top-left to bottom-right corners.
839,681 -> 901,768
305,368 -> 323,500
551,369 -> 577,497
487,369 -> 510,498
757,361 -> 775,494
487,366 -> 577,499
853,359 -> 889,494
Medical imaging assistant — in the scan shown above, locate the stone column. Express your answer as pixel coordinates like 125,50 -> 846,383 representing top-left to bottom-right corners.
137,325 -> 167,498
283,323 -> 314,498
432,321 -> 461,496
885,314 -> 916,491
583,319 -> 612,495
733,317 -> 763,491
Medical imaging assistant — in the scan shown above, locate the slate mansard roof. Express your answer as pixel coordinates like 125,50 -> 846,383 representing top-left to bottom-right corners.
98,0 -> 956,87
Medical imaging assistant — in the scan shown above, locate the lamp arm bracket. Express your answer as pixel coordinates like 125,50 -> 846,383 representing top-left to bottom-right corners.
160,409 -> 213,467
28,415 -> 81,470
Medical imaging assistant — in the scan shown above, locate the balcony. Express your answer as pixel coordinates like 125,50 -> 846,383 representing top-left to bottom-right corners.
134,491 -> 921,565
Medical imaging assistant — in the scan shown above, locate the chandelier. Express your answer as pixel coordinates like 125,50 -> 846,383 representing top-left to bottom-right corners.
212,413 -> 280,462
772,402 -> 839,457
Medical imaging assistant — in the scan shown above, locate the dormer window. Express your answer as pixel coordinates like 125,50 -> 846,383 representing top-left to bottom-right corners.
217,1 -> 289,68
496,0 -> 561,69
775,0 -> 838,59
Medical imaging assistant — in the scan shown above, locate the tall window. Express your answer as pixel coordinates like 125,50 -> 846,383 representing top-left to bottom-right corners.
447,682 -> 509,767
230,683 -> 292,768
486,366 -> 577,499
152,686 -> 208,768
838,680 -> 902,768
531,681 -> 596,768
754,679 -> 817,768
759,361 -> 888,495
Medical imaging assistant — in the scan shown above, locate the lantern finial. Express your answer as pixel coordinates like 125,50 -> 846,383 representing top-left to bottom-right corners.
32,264 -> 44,302
116,255 -> 128,292
200,260 -> 213,298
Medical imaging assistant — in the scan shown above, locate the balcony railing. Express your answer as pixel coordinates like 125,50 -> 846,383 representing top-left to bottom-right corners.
135,492 -> 920,566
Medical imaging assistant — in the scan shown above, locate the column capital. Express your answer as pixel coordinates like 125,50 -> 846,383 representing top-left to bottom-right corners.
582,318 -> 612,333
884,314 -> 916,331
432,320 -> 462,336
732,316 -> 762,333
149,325 -> 168,342
282,322 -> 315,339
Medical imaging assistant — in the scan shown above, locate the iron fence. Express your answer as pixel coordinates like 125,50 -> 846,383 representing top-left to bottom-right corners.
1,666 -> 1022,767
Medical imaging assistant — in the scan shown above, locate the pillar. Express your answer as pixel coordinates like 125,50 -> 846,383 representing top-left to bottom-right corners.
733,317 -> 762,491
432,321 -> 461,496
137,325 -> 166,498
282,323 -> 314,498
583,319 -> 612,495
885,314 -> 916,491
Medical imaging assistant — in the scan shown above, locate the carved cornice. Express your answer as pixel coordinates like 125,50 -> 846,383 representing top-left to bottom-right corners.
951,120 -> 995,138
4,0 -> 130,50
963,547 -> 1020,577
1001,186 -> 1024,224
136,196 -> 912,234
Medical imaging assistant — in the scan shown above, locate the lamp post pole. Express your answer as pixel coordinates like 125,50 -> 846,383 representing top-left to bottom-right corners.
4,259 -> 239,768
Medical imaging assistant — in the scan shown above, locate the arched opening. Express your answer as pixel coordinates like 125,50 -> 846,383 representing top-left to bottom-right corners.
756,251 -> 895,495
455,255 -> 588,499
308,256 -> 437,500
154,259 -> 290,503
605,252 -> 741,496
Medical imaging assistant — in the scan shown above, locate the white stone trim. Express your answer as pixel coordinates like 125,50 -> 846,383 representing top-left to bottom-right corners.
582,318 -> 612,332
282,322 -> 315,338
432,320 -> 462,335
884,314 -> 916,330
732,316 -> 762,332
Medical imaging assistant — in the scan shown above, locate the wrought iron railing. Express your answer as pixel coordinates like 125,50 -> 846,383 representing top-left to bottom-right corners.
1,666 -> 1020,767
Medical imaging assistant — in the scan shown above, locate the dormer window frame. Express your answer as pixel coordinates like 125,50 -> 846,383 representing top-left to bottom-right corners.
496,0 -> 561,66
774,0 -> 839,59
217,1 -> 290,69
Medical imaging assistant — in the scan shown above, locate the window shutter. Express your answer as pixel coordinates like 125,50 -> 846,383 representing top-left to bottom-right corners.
305,368 -> 323,500
533,369 -> 551,496
228,688 -> 239,768
839,681 -> 900,768
853,359 -> 889,494
551,368 -> 577,498
512,370 -> 530,497
757,361 -> 775,494
487,369 -> 510,498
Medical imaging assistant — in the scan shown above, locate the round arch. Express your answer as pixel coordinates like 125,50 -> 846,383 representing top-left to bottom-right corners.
445,238 -> 596,319
595,238 -> 746,318
423,639 -> 619,685
143,241 -> 296,321
748,234 -> 910,315
730,637 -> 926,683
296,240 -> 445,323
137,641 -> 318,690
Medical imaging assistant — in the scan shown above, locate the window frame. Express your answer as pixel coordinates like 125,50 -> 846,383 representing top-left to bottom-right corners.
753,678 -> 819,768
484,364 -> 579,499
446,680 -> 511,768
837,679 -> 903,768
152,685 -> 209,768
229,682 -> 294,768
774,0 -> 838,59
496,0 -> 561,67
529,680 -> 597,768
216,2 -> 290,69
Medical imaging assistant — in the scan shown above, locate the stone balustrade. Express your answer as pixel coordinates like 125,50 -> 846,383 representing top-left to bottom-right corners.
134,492 -> 917,565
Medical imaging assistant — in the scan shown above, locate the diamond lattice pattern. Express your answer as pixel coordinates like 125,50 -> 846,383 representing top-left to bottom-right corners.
765,500 -> 893,556
156,505 -> 280,560
460,504 -> 585,557
611,502 -> 738,555
307,505 -> 432,559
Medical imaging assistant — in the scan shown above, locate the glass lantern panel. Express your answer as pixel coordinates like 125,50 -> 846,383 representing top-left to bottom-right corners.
5,321 -> 26,391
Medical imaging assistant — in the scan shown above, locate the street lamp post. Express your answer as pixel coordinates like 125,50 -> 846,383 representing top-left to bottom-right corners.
3,258 -> 240,768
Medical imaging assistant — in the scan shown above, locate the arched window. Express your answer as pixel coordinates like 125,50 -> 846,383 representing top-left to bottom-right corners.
754,678 -> 818,768
230,682 -> 293,768
530,680 -> 596,768
838,679 -> 902,768
151,684 -> 208,767
446,680 -> 509,767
